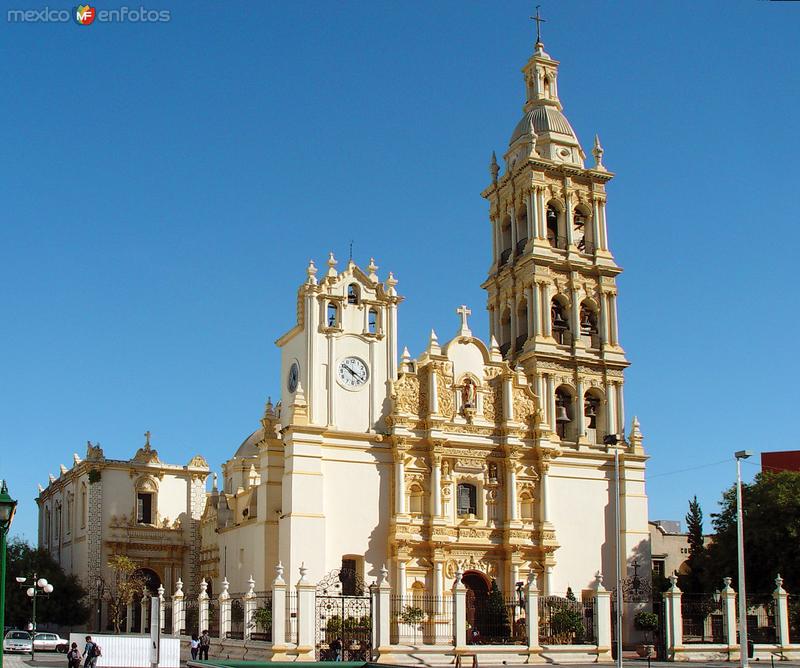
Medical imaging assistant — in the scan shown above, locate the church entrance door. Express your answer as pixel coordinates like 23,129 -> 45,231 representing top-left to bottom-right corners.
315,568 -> 373,661
462,571 -> 490,643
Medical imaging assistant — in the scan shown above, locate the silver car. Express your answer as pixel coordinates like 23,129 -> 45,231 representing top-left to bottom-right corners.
3,630 -> 33,653
34,632 -> 68,652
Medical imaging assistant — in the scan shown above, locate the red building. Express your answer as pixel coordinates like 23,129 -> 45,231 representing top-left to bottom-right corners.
762,450 -> 800,473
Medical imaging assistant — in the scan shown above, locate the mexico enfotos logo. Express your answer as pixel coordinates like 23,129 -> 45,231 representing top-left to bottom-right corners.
7,5 -> 171,23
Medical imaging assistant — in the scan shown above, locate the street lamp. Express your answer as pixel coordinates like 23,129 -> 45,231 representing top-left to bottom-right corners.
735,450 -> 753,668
603,433 -> 623,668
18,572 -> 55,660
0,480 -> 19,668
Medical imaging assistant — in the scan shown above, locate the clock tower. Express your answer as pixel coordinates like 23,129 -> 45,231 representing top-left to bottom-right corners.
276,253 -> 402,433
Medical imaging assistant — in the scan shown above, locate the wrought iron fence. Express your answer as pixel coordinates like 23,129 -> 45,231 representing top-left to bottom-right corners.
208,599 -> 220,638
538,595 -> 595,645
390,594 -> 454,645
789,596 -> 800,644
182,599 -> 199,636
746,596 -> 776,644
249,592 -> 273,642
681,594 -> 725,644
286,591 -> 298,645
161,599 -> 173,634
228,597 -> 245,640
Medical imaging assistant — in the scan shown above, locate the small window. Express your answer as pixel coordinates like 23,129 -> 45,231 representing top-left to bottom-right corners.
137,493 -> 153,524
347,284 -> 360,305
456,483 -> 477,516
368,308 -> 378,334
409,484 -> 424,515
327,302 -> 339,328
653,560 -> 665,579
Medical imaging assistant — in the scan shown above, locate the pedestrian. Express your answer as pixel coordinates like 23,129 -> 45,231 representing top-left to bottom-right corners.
331,637 -> 343,661
82,635 -> 101,668
67,642 -> 81,668
190,634 -> 200,661
198,630 -> 210,660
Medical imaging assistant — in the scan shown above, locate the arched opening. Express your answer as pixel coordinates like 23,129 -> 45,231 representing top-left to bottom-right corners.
327,302 -> 339,328
584,389 -> 606,445
499,216 -> 513,267
515,208 -> 528,256
368,308 -> 378,334
347,284 -> 360,305
131,568 -> 162,633
579,301 -> 600,348
555,386 -> 574,441
543,76 -> 551,99
516,301 -> 529,353
499,309 -> 511,358
462,571 -> 491,643
546,204 -> 565,249
44,508 -> 51,547
456,483 -> 477,517
551,297 -> 571,345
408,484 -> 424,515
573,206 -> 592,253
520,491 -> 535,521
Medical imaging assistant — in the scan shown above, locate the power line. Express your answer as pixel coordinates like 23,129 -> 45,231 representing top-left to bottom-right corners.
648,458 -> 730,479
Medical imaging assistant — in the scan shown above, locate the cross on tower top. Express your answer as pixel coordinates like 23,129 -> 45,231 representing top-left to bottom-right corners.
144,430 -> 151,449
456,305 -> 472,336
530,5 -> 546,45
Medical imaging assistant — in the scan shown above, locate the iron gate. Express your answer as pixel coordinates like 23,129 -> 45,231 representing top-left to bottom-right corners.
315,568 -> 373,661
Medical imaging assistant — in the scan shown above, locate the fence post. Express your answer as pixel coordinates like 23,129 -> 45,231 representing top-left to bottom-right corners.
296,564 -> 316,660
525,571 -> 542,662
140,592 -> 149,634
157,585 -> 165,633
219,577 -> 231,639
721,577 -> 738,658
593,572 -> 612,660
453,570 -> 467,651
773,574 -> 790,649
199,578 -> 210,634
243,576 -> 256,641
125,596 -> 134,633
272,564 -> 288,657
663,574 -> 683,660
172,579 -> 184,636
375,565 -> 392,660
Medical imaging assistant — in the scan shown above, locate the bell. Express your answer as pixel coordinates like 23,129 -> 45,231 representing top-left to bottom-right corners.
555,405 -> 571,423
584,401 -> 597,418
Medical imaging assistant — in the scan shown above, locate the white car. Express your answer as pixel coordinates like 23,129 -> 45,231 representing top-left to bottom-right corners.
3,630 -> 33,653
34,632 -> 68,652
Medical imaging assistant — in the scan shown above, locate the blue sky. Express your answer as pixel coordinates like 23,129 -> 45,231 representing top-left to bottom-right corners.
2,1 -> 798,542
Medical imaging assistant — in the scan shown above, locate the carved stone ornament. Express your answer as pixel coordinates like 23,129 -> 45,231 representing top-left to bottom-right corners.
188,454 -> 209,468
393,373 -> 420,415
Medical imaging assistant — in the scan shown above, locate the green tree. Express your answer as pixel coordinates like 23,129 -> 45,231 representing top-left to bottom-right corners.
678,496 -> 707,593
104,555 -> 147,633
706,471 -> 800,599
3,537 -> 91,629
486,579 -> 511,639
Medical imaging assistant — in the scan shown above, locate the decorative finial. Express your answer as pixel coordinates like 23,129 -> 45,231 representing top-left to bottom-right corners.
489,335 -> 502,361
221,577 -> 230,597
264,396 -> 275,418
722,576 -> 732,590
379,565 -> 389,586
489,151 -> 499,184
326,252 -> 338,278
385,271 -> 398,296
144,430 -> 151,449
157,584 -> 165,598
367,258 -> 379,283
593,571 -> 606,592
775,574 -> 785,592
427,329 -> 441,355
212,473 -> 218,491
593,134 -> 605,171
73,453 -> 81,465
247,575 -> 256,597
299,562 -> 308,583
175,578 -> 184,596
531,5 -> 546,46
274,562 -> 285,585
349,240 -> 354,262
400,346 -> 412,372
456,305 -> 472,337
306,259 -> 318,285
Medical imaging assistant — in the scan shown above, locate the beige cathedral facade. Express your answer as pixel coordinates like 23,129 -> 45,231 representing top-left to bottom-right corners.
38,34 -> 648,636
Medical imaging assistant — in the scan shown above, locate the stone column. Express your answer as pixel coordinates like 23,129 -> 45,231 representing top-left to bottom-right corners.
616,384 -> 625,438
571,288 -> 581,347
394,451 -> 406,515
296,565 -> 316,659
773,575 -> 790,648
271,565 -> 288,652
576,380 -> 586,441
157,585 -> 165,633
507,461 -> 518,522
510,206 -> 518,248
663,575 -> 683,659
531,284 -> 541,337
593,573 -> 612,660
504,374 -> 514,424
543,284 -> 553,336
540,464 -> 550,526
398,560 -> 407,595
607,383 -> 618,436
721,577 -> 737,655
564,191 -> 574,247
525,572 -> 541,660
198,578 -> 209,636
429,363 -> 439,415
526,191 -> 535,240
527,286 -> 536,340
431,454 -> 442,518
592,198 -> 602,252
510,299 -> 518,349
453,571 -> 467,650
433,561 -> 444,615
609,293 -> 620,346
243,576 -> 256,641
493,217 -> 501,263
546,375 -> 556,435
126,597 -> 134,633
544,566 -> 553,596
599,293 -> 609,347
375,566 -> 392,659
218,577 -> 231,639
537,188 -> 546,239
599,199 -> 609,250
172,579 -> 184,636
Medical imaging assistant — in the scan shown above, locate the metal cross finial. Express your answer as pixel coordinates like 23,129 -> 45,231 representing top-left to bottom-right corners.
456,305 -> 472,333
531,5 -> 546,44
349,240 -> 353,262
144,430 -> 151,448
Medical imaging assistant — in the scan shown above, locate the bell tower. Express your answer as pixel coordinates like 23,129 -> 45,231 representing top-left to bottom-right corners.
480,31 -> 630,449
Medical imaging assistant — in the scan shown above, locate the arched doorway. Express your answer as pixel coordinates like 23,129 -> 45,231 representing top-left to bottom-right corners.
131,568 -> 161,633
462,571 -> 490,643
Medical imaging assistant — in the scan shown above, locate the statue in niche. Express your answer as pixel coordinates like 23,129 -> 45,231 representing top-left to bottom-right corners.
442,459 -> 451,478
461,378 -> 477,408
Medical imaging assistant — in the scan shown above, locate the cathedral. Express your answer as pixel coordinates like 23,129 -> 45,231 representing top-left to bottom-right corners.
38,30 -> 648,639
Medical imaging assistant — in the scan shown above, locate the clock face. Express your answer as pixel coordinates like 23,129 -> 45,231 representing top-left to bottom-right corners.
337,356 -> 369,390
287,362 -> 299,393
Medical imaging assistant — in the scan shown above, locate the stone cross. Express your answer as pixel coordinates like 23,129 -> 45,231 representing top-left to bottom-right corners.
456,305 -> 472,335
144,430 -> 151,448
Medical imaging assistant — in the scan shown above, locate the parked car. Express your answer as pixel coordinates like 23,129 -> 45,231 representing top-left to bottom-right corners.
3,630 -> 33,653
34,632 -> 68,652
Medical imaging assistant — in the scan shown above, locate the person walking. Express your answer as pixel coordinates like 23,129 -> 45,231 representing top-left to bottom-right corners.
67,642 -> 81,668
190,634 -> 200,661
331,637 -> 343,661
198,630 -> 210,660
82,636 -> 100,668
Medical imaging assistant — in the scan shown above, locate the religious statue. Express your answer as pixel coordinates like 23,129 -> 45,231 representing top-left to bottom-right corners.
442,459 -> 451,478
461,378 -> 477,408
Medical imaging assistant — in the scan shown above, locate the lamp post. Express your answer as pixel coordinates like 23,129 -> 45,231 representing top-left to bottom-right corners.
17,572 -> 55,660
735,450 -> 753,668
0,480 -> 19,668
604,434 -> 623,668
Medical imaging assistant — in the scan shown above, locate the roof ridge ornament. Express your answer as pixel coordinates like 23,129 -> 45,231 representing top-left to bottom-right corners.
593,134 -> 606,171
